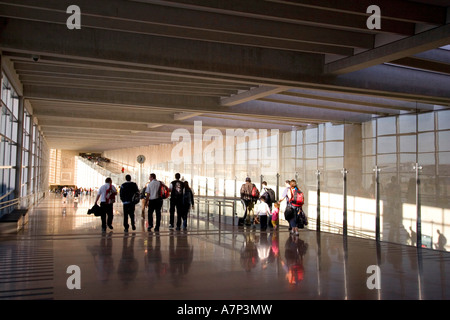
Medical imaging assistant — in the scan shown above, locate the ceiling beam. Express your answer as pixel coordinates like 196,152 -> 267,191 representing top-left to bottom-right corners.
329,64 -> 450,105
0,18 -> 324,83
278,91 -> 416,112
4,52 -> 258,87
0,1 -> 370,53
13,62 -> 251,90
258,97 -> 396,116
133,0 -> 416,35
325,23 -> 450,75
221,86 -> 290,106
19,75 -> 238,97
24,85 -> 334,124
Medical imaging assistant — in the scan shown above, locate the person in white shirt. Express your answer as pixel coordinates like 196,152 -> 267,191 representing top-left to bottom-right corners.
144,173 -> 162,232
95,177 -> 117,232
256,196 -> 271,231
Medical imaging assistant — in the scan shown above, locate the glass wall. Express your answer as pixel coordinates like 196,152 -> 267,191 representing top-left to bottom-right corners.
0,73 -> 19,216
362,110 -> 450,249
104,110 -> 450,251
0,72 -> 49,217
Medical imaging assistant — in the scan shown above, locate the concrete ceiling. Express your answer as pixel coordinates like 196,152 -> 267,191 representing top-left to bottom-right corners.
0,0 -> 449,151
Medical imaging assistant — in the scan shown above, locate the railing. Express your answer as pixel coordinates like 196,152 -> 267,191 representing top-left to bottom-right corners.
195,195 -> 238,225
191,194 -> 376,240
0,191 -> 46,216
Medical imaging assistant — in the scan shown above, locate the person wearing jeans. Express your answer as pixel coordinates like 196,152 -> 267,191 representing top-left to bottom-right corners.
145,173 -> 163,232
120,174 -> 139,232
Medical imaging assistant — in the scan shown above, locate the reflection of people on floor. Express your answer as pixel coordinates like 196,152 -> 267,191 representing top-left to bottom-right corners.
169,233 -> 194,287
144,235 -> 167,286
256,233 -> 272,269
269,233 -> 279,260
282,236 -> 308,285
87,232 -> 114,282
240,232 -> 259,272
435,229 -> 447,251
118,233 -> 139,286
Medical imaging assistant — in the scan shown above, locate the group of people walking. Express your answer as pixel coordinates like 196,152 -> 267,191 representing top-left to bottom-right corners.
93,173 -> 305,235
240,178 -> 306,236
93,173 -> 194,233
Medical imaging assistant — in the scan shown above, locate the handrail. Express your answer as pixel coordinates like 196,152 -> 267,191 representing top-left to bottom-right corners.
0,190 -> 14,202
194,195 -> 377,238
0,191 -> 44,212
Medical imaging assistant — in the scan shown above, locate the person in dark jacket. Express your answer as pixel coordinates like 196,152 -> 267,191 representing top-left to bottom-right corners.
120,175 -> 139,232
177,181 -> 194,231
169,173 -> 184,229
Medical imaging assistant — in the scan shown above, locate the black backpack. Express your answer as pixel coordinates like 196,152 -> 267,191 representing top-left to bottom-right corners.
266,188 -> 276,203
171,180 -> 184,199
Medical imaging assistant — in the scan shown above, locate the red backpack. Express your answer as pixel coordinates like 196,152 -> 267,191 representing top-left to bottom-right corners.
159,182 -> 169,199
251,184 -> 260,199
290,188 -> 304,207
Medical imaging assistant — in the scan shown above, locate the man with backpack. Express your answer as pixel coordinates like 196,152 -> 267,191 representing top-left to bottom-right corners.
260,181 -> 276,211
261,181 -> 276,229
144,173 -> 163,232
169,173 -> 184,229
240,177 -> 259,226
95,177 -> 117,232
120,175 -> 140,232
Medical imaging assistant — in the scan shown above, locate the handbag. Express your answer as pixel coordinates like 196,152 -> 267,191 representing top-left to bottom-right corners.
132,191 -> 141,205
284,204 -> 294,221
296,209 -> 308,228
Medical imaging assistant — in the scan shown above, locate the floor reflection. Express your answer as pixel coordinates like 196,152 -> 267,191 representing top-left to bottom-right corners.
169,232 -> 194,287
3,197 -> 449,300
118,233 -> 138,287
87,232 -> 114,283
282,236 -> 308,285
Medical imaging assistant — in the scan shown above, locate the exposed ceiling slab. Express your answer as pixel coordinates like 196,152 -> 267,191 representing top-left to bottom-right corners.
0,0 -> 448,151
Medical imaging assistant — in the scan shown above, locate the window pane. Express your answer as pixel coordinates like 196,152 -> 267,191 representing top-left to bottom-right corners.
437,110 -> 450,130
399,135 -> 416,153
305,128 -> 317,144
378,136 -> 396,153
438,131 -> 450,152
418,133 -> 434,153
378,117 -> 396,135
325,123 -> 344,140
398,114 -> 416,134
305,145 -> 316,158
325,141 -> 343,157
418,112 -> 434,132
377,154 -> 397,166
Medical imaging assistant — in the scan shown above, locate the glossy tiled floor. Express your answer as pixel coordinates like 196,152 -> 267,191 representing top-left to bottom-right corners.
0,194 -> 449,300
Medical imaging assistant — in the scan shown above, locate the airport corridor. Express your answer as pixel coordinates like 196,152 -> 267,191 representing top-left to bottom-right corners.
0,194 -> 449,300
